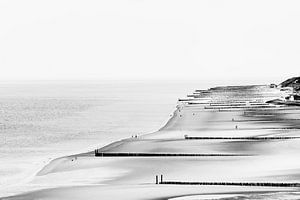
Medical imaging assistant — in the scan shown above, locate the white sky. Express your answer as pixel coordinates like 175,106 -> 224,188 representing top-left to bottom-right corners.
0,0 -> 300,82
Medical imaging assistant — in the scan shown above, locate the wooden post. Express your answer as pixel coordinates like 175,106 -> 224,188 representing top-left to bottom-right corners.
156,175 -> 158,184
160,175 -> 163,183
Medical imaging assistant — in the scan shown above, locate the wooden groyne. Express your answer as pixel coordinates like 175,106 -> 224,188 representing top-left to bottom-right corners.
159,181 -> 300,187
94,150 -> 252,157
154,176 -> 300,187
184,135 -> 299,140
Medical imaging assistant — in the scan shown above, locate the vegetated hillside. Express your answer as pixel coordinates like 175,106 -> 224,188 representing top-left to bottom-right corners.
280,77 -> 300,91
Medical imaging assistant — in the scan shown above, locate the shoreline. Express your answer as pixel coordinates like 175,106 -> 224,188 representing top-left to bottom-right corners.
3,82 -> 300,199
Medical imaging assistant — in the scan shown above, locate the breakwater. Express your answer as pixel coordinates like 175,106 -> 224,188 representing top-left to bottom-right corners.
94,151 -> 252,157
184,136 -> 299,140
159,181 -> 300,187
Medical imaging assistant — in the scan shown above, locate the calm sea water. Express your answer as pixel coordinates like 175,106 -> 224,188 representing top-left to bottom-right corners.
0,80 -> 209,197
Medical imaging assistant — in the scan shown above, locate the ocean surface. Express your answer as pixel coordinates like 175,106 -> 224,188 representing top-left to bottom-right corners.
0,80 -> 210,197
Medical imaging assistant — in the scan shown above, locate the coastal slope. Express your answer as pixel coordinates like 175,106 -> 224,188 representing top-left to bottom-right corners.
4,79 -> 300,200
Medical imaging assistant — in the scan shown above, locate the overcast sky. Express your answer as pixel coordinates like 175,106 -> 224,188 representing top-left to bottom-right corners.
0,0 -> 299,82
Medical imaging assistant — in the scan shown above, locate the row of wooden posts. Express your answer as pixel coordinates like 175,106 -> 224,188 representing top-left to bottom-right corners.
184,135 -> 299,140
94,151 -> 249,157
155,176 -> 300,187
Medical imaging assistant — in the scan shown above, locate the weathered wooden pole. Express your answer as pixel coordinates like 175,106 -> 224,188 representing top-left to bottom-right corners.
156,175 -> 158,184
160,174 -> 163,183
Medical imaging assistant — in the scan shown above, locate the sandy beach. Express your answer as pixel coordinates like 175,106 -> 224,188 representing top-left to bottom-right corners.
2,82 -> 300,200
